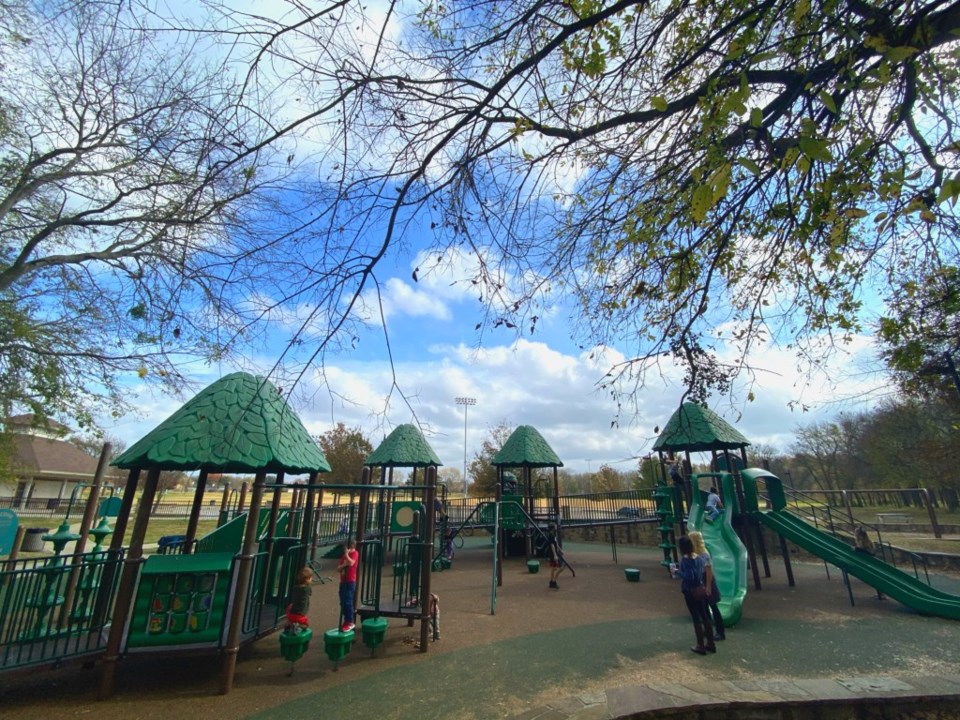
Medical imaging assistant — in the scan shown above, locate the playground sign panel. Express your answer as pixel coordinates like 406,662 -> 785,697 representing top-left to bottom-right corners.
0,509 -> 18,555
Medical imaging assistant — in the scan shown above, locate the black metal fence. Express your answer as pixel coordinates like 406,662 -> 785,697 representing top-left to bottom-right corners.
0,549 -> 123,670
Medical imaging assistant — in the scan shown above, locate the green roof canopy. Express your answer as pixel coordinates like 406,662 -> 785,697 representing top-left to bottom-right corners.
492,425 -> 563,467
652,402 -> 750,454
112,372 -> 332,474
364,424 -> 442,467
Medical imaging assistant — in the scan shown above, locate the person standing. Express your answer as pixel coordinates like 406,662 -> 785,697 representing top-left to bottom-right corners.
546,524 -> 564,589
338,538 -> 359,632
688,531 -> 725,640
669,456 -> 687,515
429,592 -> 441,641
673,535 -> 716,655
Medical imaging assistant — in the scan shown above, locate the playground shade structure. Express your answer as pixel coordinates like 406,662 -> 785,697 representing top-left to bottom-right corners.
686,473 -> 748,627
742,468 -> 960,622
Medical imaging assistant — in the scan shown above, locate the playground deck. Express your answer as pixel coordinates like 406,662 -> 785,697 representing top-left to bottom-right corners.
3,536 -> 960,720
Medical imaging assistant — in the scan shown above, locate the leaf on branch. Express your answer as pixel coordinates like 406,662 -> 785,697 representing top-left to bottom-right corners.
818,91 -> 837,114
884,46 -> 919,62
737,157 -> 761,176
691,184 -> 714,223
798,137 -> 833,162
936,175 -> 960,207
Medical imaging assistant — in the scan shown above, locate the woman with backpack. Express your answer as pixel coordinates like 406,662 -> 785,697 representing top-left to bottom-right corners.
689,531 -> 725,640
672,535 -> 717,655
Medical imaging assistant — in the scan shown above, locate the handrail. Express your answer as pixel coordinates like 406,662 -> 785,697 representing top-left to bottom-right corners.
756,482 -> 934,586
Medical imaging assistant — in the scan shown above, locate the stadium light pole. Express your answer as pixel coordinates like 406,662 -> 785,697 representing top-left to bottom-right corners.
455,397 -> 476,499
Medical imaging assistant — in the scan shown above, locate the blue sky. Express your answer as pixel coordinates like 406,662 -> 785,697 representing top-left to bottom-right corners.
98,236 -> 889,476
91,1 -> 895,474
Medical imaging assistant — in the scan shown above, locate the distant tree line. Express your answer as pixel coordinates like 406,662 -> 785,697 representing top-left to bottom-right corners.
749,397 -> 959,508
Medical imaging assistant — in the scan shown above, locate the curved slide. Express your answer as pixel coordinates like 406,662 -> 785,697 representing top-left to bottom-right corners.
687,473 -> 748,626
757,509 -> 960,620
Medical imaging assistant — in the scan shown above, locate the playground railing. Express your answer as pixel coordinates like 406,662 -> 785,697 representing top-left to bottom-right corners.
760,484 -> 934,586
0,549 -> 123,671
552,488 -> 656,525
241,550 -> 270,637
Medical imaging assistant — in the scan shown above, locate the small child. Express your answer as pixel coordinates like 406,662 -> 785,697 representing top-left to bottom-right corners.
286,567 -> 313,629
854,526 -> 875,555
429,592 -> 440,641
704,487 -> 723,523
443,527 -> 456,560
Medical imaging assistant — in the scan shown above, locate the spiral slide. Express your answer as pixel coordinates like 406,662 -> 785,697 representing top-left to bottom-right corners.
686,473 -> 748,626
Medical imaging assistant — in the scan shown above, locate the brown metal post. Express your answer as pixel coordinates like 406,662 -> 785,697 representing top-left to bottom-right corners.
3,526 -> 26,575
732,471 -> 762,590
108,468 -> 141,553
310,480 -> 323,563
552,467 -> 560,525
184,469 -> 209,554
419,466 -> 437,653
779,534 -> 796,587
60,443 -> 111,627
237,481 -> 249,513
301,475 -> 317,547
356,467 -> 371,541
99,466 -> 160,699
266,477 -> 283,547
495,481 -> 503,587
90,467 -> 141,628
219,485 -> 230,517
220,469 -> 267,695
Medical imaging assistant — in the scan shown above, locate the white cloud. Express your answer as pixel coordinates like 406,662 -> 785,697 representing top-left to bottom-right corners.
99,323 -> 888,474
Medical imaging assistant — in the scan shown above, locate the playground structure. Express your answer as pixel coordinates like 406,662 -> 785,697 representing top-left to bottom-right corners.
4,391 -> 960,702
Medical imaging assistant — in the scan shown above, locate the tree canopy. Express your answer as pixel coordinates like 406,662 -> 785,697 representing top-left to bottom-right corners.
317,422 -> 374,484
0,0 -> 287,429
878,265 -> 960,400
176,0 -> 960,408
5,0 -> 960,437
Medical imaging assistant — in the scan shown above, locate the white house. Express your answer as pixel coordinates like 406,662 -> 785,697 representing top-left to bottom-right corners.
2,415 -> 122,509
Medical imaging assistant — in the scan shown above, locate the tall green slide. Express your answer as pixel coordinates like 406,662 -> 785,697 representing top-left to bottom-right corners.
741,468 -> 960,621
687,472 -> 748,626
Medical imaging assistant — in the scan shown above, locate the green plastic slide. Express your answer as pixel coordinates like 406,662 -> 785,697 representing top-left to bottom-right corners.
686,472 -> 748,626
740,468 -> 960,621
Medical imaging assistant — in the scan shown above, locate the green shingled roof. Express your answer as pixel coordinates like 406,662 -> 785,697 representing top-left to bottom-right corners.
491,425 -> 563,467
111,372 -> 332,473
364,424 -> 442,467
652,402 -> 750,454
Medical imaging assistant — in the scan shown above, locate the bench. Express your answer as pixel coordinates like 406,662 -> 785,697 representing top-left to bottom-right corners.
875,513 -> 910,524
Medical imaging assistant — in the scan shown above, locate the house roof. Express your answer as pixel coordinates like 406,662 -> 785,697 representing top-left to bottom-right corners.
4,414 -> 72,437
492,425 -> 563,468
364,424 -> 442,468
111,372 -> 331,474
9,434 -> 122,481
652,402 -> 751,453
